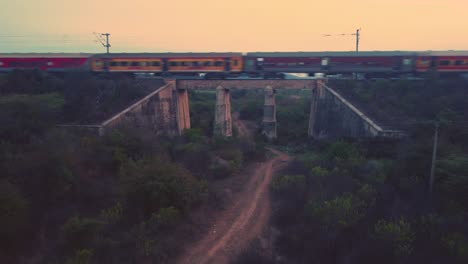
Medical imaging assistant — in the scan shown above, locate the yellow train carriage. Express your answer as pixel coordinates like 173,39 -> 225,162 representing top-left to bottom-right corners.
90,53 -> 243,75
167,56 -> 243,73
90,57 -> 163,72
107,58 -> 163,72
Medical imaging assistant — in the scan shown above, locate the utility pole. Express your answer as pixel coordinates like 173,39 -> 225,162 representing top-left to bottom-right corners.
429,122 -> 439,193
93,32 -> 111,53
323,28 -> 361,52
354,28 -> 360,52
102,33 -> 111,54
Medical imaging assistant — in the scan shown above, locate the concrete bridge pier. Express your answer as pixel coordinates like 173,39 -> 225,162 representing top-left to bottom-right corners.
214,86 -> 232,137
262,86 -> 277,139
308,80 -> 325,138
176,88 -> 191,134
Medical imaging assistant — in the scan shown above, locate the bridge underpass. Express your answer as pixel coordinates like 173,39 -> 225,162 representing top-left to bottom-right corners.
70,79 -> 405,140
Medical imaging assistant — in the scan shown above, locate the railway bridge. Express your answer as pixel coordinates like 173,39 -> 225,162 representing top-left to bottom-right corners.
93,79 -> 405,140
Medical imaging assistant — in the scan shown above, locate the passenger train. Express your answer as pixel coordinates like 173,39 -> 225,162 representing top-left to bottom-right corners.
1,51 -> 468,78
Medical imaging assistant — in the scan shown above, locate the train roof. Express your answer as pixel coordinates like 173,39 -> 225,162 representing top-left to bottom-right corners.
246,51 -> 419,57
0,53 -> 93,58
92,52 -> 243,58
425,50 -> 468,56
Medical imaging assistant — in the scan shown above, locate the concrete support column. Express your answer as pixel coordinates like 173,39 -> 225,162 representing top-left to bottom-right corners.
262,85 -> 277,139
308,80 -> 325,138
214,86 -> 232,137
176,88 -> 191,135
154,84 -> 178,136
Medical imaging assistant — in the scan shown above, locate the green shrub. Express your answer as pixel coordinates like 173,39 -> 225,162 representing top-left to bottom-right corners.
0,180 -> 29,239
61,216 -> 104,251
373,218 -> 415,256
306,193 -> 365,230
100,202 -> 123,225
65,249 -> 94,264
271,174 -> 306,195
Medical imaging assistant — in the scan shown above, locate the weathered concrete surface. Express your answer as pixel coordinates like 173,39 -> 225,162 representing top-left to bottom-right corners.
214,86 -> 232,137
101,81 -> 179,136
176,88 -> 191,133
59,78 -> 405,140
176,79 -> 316,90
262,86 -> 277,139
309,81 -> 406,139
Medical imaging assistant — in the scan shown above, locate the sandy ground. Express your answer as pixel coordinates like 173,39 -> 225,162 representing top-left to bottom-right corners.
176,116 -> 291,264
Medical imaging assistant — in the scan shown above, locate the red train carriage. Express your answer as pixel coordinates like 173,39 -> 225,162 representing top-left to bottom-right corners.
244,52 -> 323,74
245,51 -> 416,77
327,55 -> 414,74
434,54 -> 468,73
0,54 -> 91,72
415,51 -> 468,73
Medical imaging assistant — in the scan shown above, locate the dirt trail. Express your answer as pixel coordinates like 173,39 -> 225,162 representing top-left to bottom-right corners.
232,112 -> 254,140
176,117 -> 291,264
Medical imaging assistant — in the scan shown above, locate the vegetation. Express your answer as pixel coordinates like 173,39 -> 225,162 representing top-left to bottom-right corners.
0,72 -> 264,263
270,77 -> 468,263
3,71 -> 468,264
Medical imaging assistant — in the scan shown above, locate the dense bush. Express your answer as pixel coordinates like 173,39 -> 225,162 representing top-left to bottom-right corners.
270,78 -> 468,264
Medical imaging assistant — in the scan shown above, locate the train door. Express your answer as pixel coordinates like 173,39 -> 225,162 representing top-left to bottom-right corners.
224,58 -> 231,72
321,57 -> 330,72
400,57 -> 414,73
256,58 -> 264,71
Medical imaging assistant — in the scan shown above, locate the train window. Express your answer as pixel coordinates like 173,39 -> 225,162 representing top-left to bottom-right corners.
321,58 -> 329,66
278,63 -> 286,66
215,61 -> 223,66
455,60 -> 465,66
203,61 -> 211,66
439,60 -> 450,66
152,61 -> 160,67
298,62 -> 305,66
170,61 -> 178,67
193,61 -> 200,66
120,61 -> 129,66
419,60 -> 430,66
94,61 -> 103,67
131,61 -> 139,66
110,62 -> 118,67
233,60 -> 238,66
403,59 -> 412,65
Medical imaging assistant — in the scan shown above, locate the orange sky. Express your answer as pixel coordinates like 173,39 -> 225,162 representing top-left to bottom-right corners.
1,0 -> 467,52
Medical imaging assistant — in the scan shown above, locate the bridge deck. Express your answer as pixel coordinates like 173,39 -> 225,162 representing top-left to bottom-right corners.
175,79 -> 317,90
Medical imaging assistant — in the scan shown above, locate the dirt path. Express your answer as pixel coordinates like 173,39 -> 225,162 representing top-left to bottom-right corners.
176,117 -> 290,264
232,112 -> 254,140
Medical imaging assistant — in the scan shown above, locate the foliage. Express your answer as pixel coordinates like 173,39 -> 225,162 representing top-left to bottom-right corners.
0,93 -> 64,143
100,202 -> 123,225
271,174 -> 306,196
119,156 -> 208,220
65,249 -> 94,264
307,193 -> 366,230
0,179 -> 29,250
61,216 -> 104,252
373,218 -> 416,256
